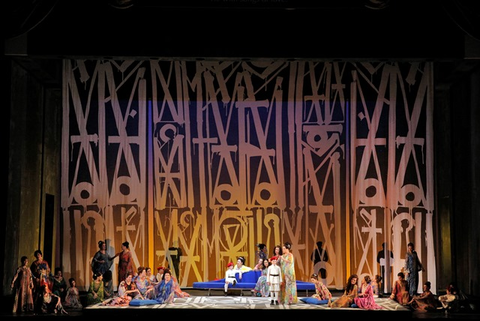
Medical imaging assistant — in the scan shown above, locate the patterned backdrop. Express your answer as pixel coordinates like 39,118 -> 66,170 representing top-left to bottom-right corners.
61,60 -> 435,293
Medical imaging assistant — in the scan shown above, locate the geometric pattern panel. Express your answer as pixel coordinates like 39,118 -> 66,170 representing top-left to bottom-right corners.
62,60 -> 435,293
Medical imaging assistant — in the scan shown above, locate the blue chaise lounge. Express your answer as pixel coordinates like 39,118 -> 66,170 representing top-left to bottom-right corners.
192,270 -> 315,296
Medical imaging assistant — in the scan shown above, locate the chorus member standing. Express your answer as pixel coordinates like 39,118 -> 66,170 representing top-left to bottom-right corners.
267,256 -> 282,305
30,250 -> 51,307
256,243 -> 268,262
91,240 -> 118,278
278,241 -> 297,305
404,242 -> 423,297
33,264 -> 51,312
117,241 -> 134,285
329,274 -> 358,308
30,250 -> 51,279
11,256 -> 34,313
271,245 -> 282,262
253,258 -> 264,271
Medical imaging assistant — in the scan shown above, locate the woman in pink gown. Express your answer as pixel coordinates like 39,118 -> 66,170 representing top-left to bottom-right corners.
354,275 -> 383,310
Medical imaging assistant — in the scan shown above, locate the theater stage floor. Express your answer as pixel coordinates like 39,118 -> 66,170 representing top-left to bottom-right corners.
2,289 -> 479,320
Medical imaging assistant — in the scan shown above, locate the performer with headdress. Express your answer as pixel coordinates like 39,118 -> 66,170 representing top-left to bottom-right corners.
224,262 -> 237,296
267,256 -> 282,305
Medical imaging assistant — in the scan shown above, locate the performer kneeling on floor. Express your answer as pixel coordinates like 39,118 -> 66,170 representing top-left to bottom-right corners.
224,262 -> 237,296
267,256 -> 282,305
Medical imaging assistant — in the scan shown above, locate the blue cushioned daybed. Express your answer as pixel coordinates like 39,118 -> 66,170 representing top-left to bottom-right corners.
192,270 -> 315,296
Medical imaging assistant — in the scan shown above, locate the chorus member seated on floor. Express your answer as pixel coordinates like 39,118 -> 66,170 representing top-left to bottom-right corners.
156,266 -> 165,283
442,282 -> 468,312
86,273 -> 105,306
146,267 -> 157,285
103,270 -> 114,299
155,269 -> 175,304
101,294 -> 131,306
135,266 -> 155,299
310,273 -> 332,304
329,274 -> 358,308
252,258 -> 270,297
438,283 -> 457,311
390,271 -> 410,305
352,275 -> 383,310
156,265 -> 189,298
102,273 -> 141,306
121,272 -> 142,300
224,262 -> 237,295
371,274 -> 382,298
63,278 -> 83,310
40,277 -> 68,314
408,281 -> 437,312
172,275 -> 190,298
51,267 -> 67,303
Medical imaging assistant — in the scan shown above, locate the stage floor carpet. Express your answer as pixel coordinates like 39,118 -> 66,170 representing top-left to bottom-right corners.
85,294 -> 410,311
2,289 -> 479,320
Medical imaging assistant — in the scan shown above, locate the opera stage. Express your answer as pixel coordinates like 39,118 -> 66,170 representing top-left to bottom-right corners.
2,289 -> 478,320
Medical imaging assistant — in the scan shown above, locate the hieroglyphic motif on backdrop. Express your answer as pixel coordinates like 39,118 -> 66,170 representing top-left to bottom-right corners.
350,63 -> 435,293
61,60 -> 435,292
